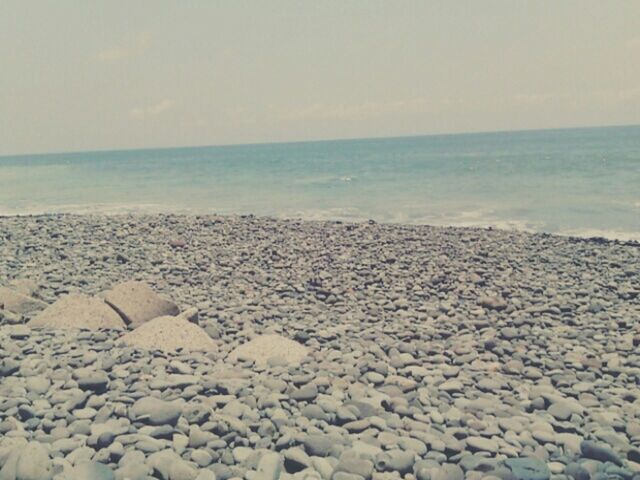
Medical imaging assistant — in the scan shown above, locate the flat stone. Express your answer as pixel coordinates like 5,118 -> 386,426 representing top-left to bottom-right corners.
504,458 -> 551,480
478,295 -> 507,311
580,440 -> 623,466
227,334 -> 309,366
432,463 -> 464,480
67,461 -> 115,480
548,402 -> 573,421
257,452 -> 283,480
129,397 -> 182,426
439,379 -> 464,393
291,384 -> 318,402
303,435 -> 333,457
334,451 -> 374,479
8,325 -> 30,340
77,371 -> 110,393
564,463 -> 590,480
466,436 -> 499,454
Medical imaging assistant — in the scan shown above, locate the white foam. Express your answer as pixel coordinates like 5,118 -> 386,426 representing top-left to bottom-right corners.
0,202 -> 189,216
284,207 -> 367,222
558,228 -> 640,242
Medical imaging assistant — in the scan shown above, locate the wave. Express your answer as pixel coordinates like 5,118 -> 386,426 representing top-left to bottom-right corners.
295,175 -> 356,186
557,228 -> 640,242
0,202 -> 190,216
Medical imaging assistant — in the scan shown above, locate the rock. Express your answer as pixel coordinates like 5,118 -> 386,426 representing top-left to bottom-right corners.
303,435 -> 333,457
76,372 -> 109,393
8,325 -> 30,339
284,447 -> 313,473
29,294 -> 125,330
375,450 -> 415,474
504,458 -> 551,480
580,440 -> 623,466
190,449 -> 212,467
548,402 -> 573,421
25,375 -> 51,394
120,315 -> 217,352
129,397 -> 182,426
0,309 -> 22,325
333,451 -> 374,479
256,452 -> 283,480
194,472 -> 216,480
169,238 -> 187,248
147,450 -> 182,479
103,280 -> 179,328
0,441 -> 52,480
564,463 -> 590,480
168,459 -> 198,480
432,464 -> 464,480
67,461 -> 115,480
439,379 -> 463,393
466,436 -> 499,454
227,334 -> 309,366
291,384 -> 318,402
7,279 -> 41,298
0,358 -> 19,377
0,287 -> 47,315
478,295 -> 507,311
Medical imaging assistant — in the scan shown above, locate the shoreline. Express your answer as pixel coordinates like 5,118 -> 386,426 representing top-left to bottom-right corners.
1,211 -> 639,246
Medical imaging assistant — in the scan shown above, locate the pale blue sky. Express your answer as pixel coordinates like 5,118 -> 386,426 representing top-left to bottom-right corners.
1,1 -> 639,155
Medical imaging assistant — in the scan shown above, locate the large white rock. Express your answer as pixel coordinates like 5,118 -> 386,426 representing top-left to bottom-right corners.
103,281 -> 179,328
29,294 -> 126,330
120,315 -> 216,352
227,334 -> 310,366
0,287 -> 47,315
0,441 -> 52,480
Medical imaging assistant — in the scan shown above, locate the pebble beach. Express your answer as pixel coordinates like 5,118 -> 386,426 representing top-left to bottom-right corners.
0,213 -> 639,480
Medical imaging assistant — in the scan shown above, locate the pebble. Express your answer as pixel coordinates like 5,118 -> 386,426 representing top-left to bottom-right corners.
0,215 -> 638,480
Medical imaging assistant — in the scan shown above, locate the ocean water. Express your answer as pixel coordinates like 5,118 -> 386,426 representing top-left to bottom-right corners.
1,125 -> 639,240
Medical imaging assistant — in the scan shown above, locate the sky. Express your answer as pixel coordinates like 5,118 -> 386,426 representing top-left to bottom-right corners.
1,1 -> 639,156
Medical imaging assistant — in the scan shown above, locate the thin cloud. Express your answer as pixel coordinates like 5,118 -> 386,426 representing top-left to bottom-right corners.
512,92 -> 561,105
276,97 -> 440,121
130,99 -> 174,118
97,33 -> 151,62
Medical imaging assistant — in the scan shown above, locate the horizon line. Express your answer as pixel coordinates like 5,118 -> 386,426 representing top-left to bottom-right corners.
1,121 -> 639,159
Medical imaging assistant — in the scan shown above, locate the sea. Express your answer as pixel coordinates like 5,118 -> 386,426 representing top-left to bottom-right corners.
1,125 -> 639,241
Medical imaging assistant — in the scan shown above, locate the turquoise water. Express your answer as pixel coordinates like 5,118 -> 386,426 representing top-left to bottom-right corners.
1,125 -> 639,240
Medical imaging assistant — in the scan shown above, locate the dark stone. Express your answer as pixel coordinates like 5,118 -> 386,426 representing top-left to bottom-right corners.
580,441 -> 623,466
504,457 -> 551,480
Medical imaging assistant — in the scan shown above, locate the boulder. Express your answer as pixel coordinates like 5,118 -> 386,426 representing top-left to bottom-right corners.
29,294 -> 125,330
0,441 -> 52,480
227,334 -> 309,366
103,281 -> 179,328
120,315 -> 216,352
0,287 -> 47,315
